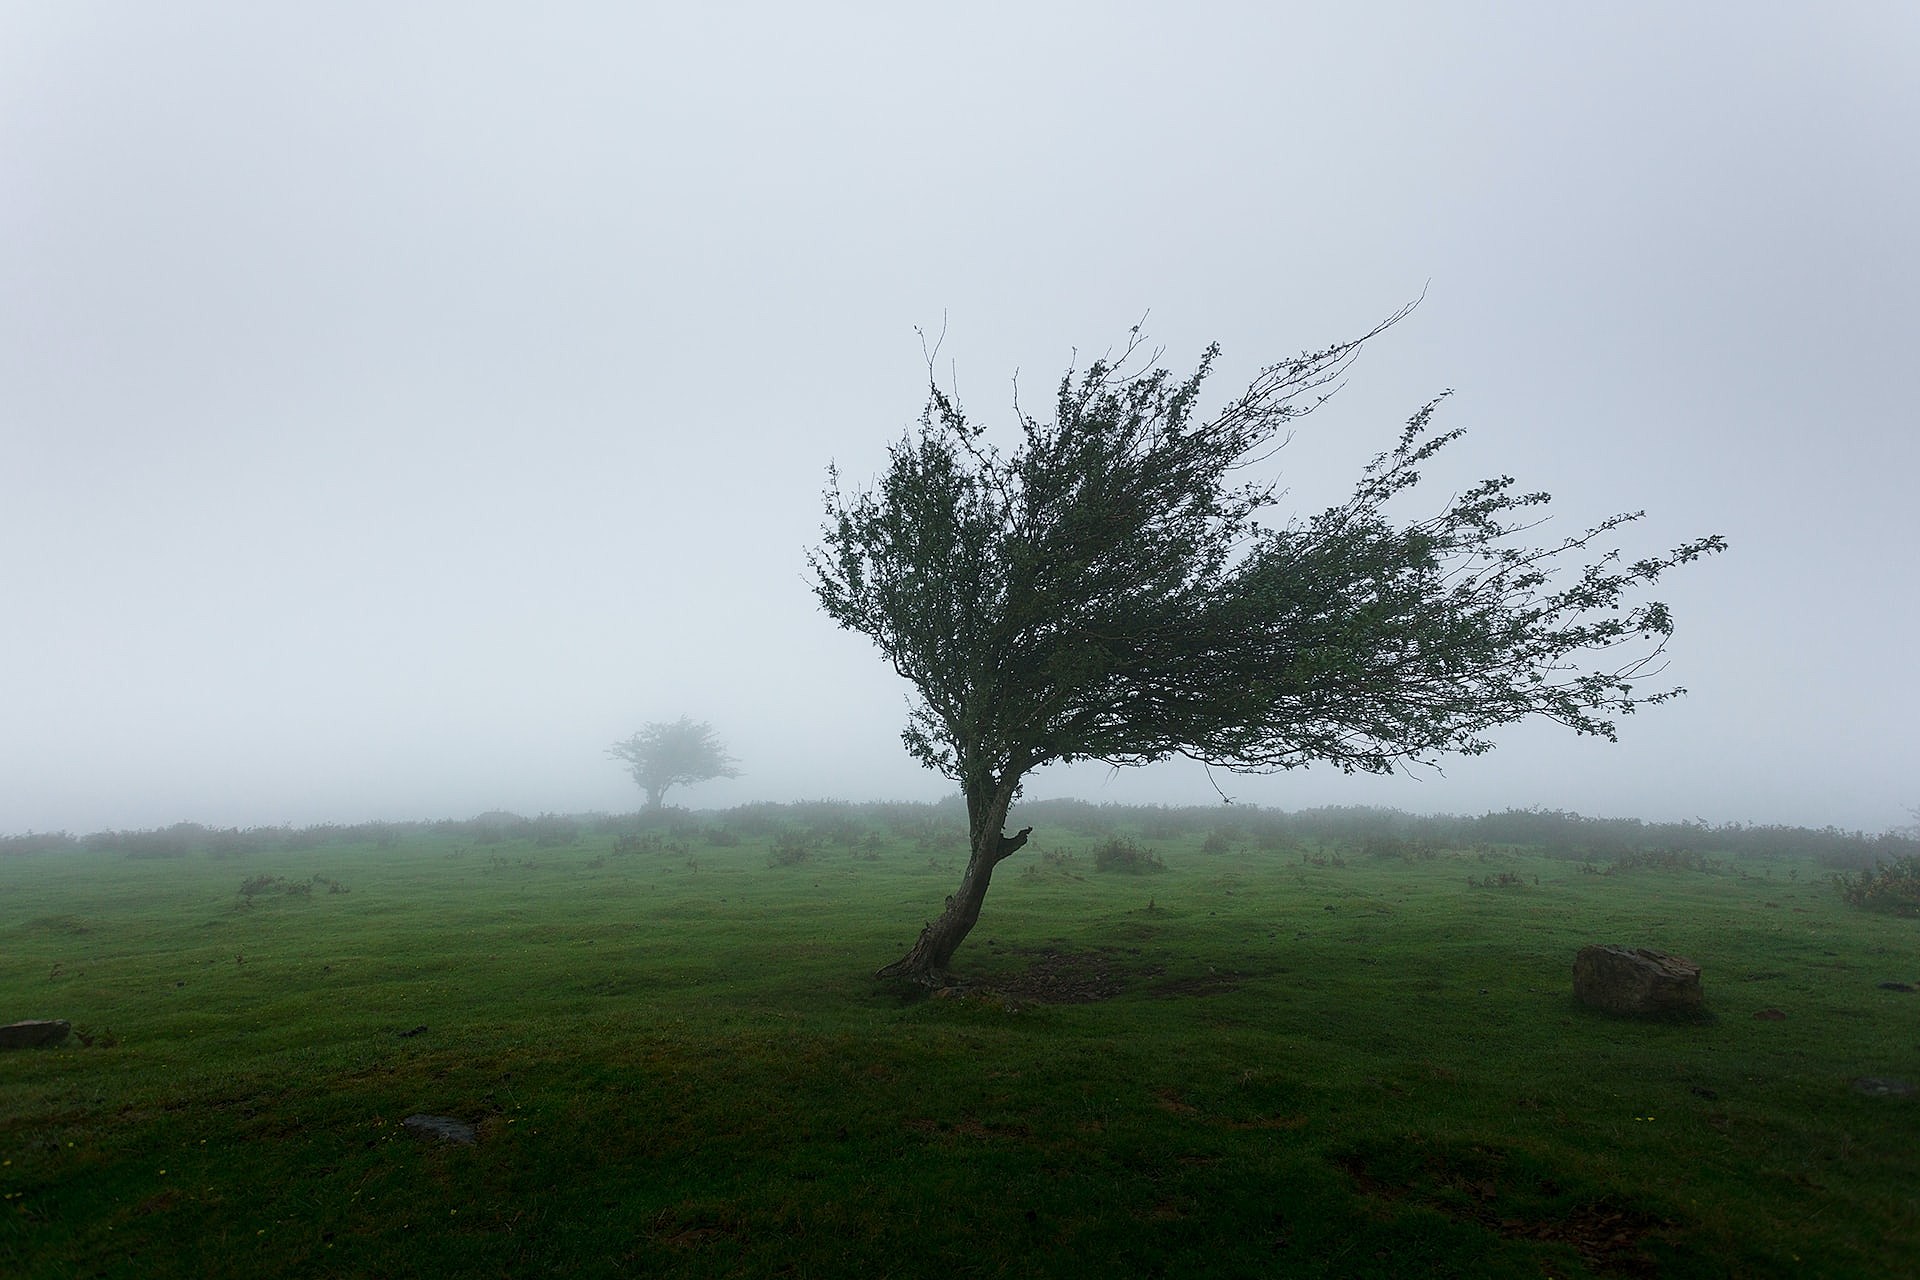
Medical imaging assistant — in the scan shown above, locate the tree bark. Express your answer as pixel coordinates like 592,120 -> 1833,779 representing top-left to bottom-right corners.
876,774 -> 1031,984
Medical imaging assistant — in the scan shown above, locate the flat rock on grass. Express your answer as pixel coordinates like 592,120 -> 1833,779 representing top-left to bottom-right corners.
402,1114 -> 478,1144
0,1020 -> 71,1050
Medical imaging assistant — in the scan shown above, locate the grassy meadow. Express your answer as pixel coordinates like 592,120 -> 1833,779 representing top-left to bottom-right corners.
2,804 -> 1917,1278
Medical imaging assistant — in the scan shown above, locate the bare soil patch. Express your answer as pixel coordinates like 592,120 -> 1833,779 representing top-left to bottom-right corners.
1335,1142 -> 1677,1277
990,946 -> 1164,1003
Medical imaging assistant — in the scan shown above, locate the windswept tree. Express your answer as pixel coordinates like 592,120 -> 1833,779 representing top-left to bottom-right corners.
811,311 -> 1724,983
608,717 -> 740,811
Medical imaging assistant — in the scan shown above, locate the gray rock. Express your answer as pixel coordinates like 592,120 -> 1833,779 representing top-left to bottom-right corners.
0,1020 -> 71,1050
1573,945 -> 1704,1017
1851,1077 -> 1915,1098
402,1114 -> 477,1144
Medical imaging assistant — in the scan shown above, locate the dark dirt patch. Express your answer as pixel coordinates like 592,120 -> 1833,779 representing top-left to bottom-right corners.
1146,971 -> 1247,998
989,946 -> 1164,1003
1498,1201 -> 1671,1276
944,948 -> 1255,1004
904,1116 -> 1033,1141
1334,1141 -> 1676,1277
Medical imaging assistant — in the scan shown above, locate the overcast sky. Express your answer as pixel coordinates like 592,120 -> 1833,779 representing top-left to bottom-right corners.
4,3 -> 1915,836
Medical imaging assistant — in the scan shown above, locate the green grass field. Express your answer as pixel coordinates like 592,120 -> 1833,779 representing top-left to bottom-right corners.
3,808 -> 1916,1278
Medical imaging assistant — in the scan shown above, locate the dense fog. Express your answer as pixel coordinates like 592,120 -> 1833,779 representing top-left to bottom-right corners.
3,4 -> 1915,834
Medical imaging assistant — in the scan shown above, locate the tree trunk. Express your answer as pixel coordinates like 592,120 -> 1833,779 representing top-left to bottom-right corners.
876,774 -> 1031,984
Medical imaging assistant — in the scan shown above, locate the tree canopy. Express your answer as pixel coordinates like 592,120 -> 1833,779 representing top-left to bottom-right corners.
608,717 -> 740,811
811,313 -> 1724,980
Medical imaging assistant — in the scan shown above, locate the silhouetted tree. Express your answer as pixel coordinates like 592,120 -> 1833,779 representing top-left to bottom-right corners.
608,718 -> 740,811
811,311 -> 1724,982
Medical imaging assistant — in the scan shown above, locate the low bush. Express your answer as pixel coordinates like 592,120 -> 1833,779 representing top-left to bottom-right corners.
1834,856 -> 1920,917
238,875 -> 312,901
1093,837 -> 1164,874
613,832 -> 686,856
768,830 -> 814,867
530,813 -> 581,847
1201,827 -> 1239,854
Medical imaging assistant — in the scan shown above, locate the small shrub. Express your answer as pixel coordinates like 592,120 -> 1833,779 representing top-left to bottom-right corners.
768,830 -> 814,867
613,832 -> 686,856
238,875 -> 314,901
1834,857 -> 1920,917
1201,827 -> 1239,854
1094,837 -> 1164,874
1467,871 -> 1530,889
530,814 -> 581,848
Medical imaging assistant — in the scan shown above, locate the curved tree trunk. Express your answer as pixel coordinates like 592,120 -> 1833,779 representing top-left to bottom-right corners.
876,773 -> 1031,984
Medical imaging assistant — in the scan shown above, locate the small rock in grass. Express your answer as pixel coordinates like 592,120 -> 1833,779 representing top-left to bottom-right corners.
0,1020 -> 70,1050
402,1114 -> 477,1144
1851,1077 -> 1915,1098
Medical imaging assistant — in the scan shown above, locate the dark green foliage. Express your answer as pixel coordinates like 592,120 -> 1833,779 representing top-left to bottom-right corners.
813,316 -> 1722,786
1834,856 -> 1920,917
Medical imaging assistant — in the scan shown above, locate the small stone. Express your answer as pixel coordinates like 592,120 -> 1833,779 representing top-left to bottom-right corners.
0,1020 -> 70,1050
402,1114 -> 477,1144
1851,1077 -> 1915,1098
1573,945 -> 1704,1017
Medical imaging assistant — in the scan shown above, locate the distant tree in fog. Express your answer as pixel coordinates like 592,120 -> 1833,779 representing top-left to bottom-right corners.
811,310 -> 1725,983
608,718 -> 740,811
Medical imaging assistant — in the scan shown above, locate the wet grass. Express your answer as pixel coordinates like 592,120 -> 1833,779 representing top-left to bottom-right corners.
2,822 -> 1916,1277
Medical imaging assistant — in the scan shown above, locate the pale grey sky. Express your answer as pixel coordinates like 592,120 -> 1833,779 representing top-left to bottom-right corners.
3,3 -> 1915,834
